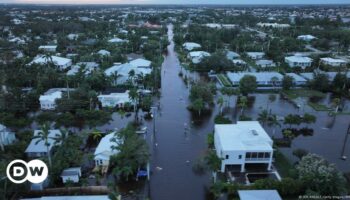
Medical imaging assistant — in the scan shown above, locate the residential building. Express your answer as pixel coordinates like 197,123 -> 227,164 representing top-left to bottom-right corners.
29,55 -> 72,70
67,62 -> 99,76
214,121 -> 273,172
129,58 -> 152,68
97,49 -> 111,57
257,22 -> 290,28
256,59 -> 276,68
226,51 -> 240,60
285,73 -> 307,85
227,72 -> 283,86
98,90 -> 133,108
25,129 -> 62,158
61,167 -> 82,183
183,42 -> 201,51
105,61 -> 152,85
320,57 -> 347,67
38,45 -> 57,52
285,56 -> 313,69
21,196 -> 109,200
94,132 -> 119,167
187,51 -> 211,64
238,190 -> 282,200
108,37 -> 128,43
297,34 -> 317,41
39,89 -> 63,110
247,52 -> 265,60
0,124 -> 16,147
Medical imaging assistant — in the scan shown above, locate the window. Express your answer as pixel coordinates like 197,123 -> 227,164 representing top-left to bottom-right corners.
238,155 -> 242,159
246,152 -> 252,159
225,155 -> 229,159
258,152 -> 264,158
265,152 -> 271,158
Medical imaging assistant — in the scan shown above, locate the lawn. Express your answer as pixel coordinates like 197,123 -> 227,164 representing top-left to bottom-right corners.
308,102 -> 332,111
274,150 -> 294,178
217,74 -> 232,87
282,89 -> 326,100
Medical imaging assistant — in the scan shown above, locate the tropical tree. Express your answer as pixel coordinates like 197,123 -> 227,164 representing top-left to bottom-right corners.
268,114 -> 281,136
282,75 -> 294,90
239,75 -> 257,96
192,98 -> 204,116
128,88 -> 139,121
237,96 -> 248,115
284,114 -> 302,128
257,109 -> 269,126
332,98 -> 341,113
33,123 -> 54,168
302,113 -> 316,128
217,96 -> 224,115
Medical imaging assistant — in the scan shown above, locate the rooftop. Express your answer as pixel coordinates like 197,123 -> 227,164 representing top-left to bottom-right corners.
238,190 -> 282,200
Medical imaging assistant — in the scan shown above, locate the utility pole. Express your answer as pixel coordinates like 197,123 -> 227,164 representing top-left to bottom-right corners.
340,123 -> 350,160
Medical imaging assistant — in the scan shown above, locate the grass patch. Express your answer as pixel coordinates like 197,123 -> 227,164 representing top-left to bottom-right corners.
307,102 -> 332,111
274,150 -> 294,178
282,89 -> 326,100
217,74 -> 232,87
214,115 -> 232,124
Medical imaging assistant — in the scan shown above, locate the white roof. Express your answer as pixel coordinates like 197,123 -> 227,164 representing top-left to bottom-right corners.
297,34 -> 316,40
215,121 -> 273,151
94,132 -> 119,161
39,91 -> 62,102
188,51 -> 210,57
285,73 -> 307,82
98,91 -> 132,107
129,58 -> 151,68
38,45 -> 57,49
183,42 -> 201,50
21,196 -> 109,200
25,130 -> 61,153
227,72 -> 283,83
320,57 -> 347,63
105,62 -> 151,77
238,190 -> 282,200
285,56 -> 312,63
300,72 -> 314,80
108,37 -> 128,43
256,59 -> 274,65
97,49 -> 110,55
247,52 -> 265,57
226,51 -> 240,60
30,55 -> 71,67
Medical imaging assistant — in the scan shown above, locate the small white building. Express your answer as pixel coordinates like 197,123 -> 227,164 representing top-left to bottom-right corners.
38,45 -> 57,52
320,57 -> 347,67
97,49 -> 111,57
226,51 -> 240,60
30,55 -> 72,70
227,72 -> 283,86
108,37 -> 128,43
94,132 -> 119,167
25,129 -> 62,158
285,73 -> 307,85
98,90 -> 133,108
285,56 -> 313,69
182,42 -> 201,51
0,124 -> 16,147
187,51 -> 211,64
256,59 -> 276,68
297,34 -> 317,41
247,52 -> 265,60
238,190 -> 282,200
61,167 -> 82,183
39,89 -> 62,110
214,121 -> 273,173
257,22 -> 290,29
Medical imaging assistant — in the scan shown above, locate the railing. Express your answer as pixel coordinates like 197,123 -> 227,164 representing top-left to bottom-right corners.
245,157 -> 270,161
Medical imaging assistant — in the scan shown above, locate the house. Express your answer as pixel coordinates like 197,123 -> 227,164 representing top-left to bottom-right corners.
231,59 -> 247,66
94,132 -> 119,167
108,37 -> 128,43
38,45 -> 57,52
256,59 -> 276,68
183,42 -> 201,51
21,195 -> 110,200
25,129 -> 62,158
320,57 -> 347,67
227,72 -> 283,86
257,22 -> 290,28
105,61 -> 152,85
0,124 -> 16,147
214,121 -> 273,172
39,89 -> 63,110
226,51 -> 240,60
297,34 -> 317,41
238,190 -> 282,200
285,55 -> 312,69
29,55 -> 72,70
187,51 -> 211,64
67,33 -> 79,40
247,52 -> 265,60
61,167 -> 82,183
98,90 -> 133,108
285,73 -> 307,85
97,49 -> 111,57
129,58 -> 152,68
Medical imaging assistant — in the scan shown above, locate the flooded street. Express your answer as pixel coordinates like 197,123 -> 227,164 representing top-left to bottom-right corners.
149,24 -> 212,200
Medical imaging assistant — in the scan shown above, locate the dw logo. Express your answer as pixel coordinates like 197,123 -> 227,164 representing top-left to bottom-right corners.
6,159 -> 48,184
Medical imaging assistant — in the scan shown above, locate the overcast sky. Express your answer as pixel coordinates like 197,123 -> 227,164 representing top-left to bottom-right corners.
1,0 -> 349,4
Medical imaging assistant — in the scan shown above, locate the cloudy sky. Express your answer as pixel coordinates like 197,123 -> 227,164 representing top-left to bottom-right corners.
0,0 -> 349,4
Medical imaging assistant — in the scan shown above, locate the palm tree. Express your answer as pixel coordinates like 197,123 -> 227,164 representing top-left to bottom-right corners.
332,98 -> 341,114
217,96 -> 224,115
270,76 -> 279,90
128,70 -> 136,83
128,88 -> 139,121
268,114 -> 281,136
54,129 -> 69,145
258,110 -> 269,127
33,123 -> 54,168
238,96 -> 248,115
90,129 -> 102,141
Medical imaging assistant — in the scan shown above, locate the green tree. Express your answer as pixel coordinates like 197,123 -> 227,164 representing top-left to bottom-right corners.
257,109 -> 269,126
282,75 -> 294,90
32,123 -> 53,168
237,96 -> 248,115
192,98 -> 204,116
217,96 -> 224,115
302,113 -> 316,128
239,75 -> 257,96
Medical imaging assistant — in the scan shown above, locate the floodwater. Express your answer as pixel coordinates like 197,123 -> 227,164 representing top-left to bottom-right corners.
148,24 -> 212,200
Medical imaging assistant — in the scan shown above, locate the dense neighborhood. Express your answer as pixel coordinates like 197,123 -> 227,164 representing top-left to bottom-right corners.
0,4 -> 350,200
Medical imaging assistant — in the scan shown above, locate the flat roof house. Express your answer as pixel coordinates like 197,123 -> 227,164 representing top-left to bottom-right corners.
183,42 -> 201,51
297,34 -> 317,41
38,45 -> 57,52
285,73 -> 307,86
98,90 -> 133,108
285,55 -> 312,69
238,190 -> 282,200
39,89 -> 62,110
187,51 -> 211,64
256,59 -> 276,68
320,57 -> 347,67
214,121 -> 273,172
247,52 -> 265,60
94,132 -> 119,168
29,55 -> 72,70
227,72 -> 283,86
25,129 -> 61,158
